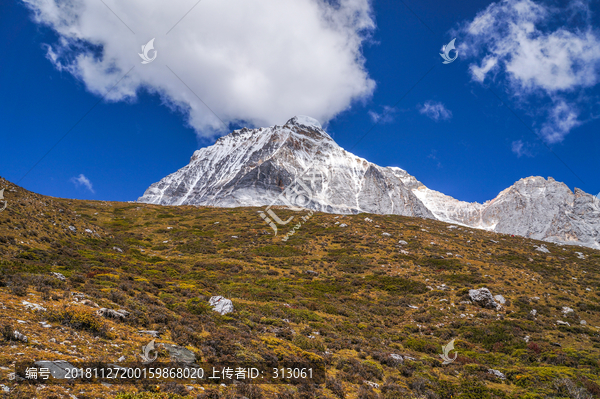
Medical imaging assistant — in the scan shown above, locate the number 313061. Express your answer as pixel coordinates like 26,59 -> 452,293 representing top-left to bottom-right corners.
272,368 -> 312,379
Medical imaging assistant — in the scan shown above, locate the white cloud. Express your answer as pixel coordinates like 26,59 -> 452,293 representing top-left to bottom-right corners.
511,140 -> 535,157
458,0 -> 600,143
368,105 -> 396,124
71,174 -> 95,193
22,0 -> 376,137
540,100 -> 581,144
418,101 -> 452,121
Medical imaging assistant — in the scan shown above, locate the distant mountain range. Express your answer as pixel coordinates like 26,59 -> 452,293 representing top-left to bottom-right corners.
138,116 -> 600,249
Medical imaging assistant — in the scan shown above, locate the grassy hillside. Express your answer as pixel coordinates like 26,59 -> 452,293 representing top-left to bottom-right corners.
1,176 -> 599,399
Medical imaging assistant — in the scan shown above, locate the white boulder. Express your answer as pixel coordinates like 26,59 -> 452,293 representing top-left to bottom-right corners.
209,296 -> 234,315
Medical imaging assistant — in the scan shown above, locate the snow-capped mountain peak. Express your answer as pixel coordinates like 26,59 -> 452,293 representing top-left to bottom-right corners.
138,117 -> 599,249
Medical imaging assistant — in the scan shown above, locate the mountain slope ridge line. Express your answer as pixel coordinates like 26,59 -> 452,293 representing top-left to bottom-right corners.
138,116 -> 600,249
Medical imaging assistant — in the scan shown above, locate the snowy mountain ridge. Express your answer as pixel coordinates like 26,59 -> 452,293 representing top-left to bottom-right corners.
138,116 -> 600,249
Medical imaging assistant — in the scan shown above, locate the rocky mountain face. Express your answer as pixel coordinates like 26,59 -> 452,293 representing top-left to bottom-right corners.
138,116 -> 600,249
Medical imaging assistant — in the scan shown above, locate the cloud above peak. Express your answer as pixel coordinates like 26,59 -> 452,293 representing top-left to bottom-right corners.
458,0 -> 600,143
23,0 -> 376,137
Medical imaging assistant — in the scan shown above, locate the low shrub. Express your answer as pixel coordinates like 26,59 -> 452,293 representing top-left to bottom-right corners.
46,306 -> 108,337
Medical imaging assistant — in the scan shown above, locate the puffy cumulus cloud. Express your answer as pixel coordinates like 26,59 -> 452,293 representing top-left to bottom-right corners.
22,0 -> 376,137
418,101 -> 452,121
71,174 -> 94,193
457,0 -> 600,143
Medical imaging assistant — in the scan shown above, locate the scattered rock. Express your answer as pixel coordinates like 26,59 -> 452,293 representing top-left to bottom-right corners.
493,295 -> 506,305
96,308 -> 128,320
524,335 -> 530,343
160,343 -> 196,364
209,296 -> 234,315
113,247 -> 123,253
364,218 -> 373,222
408,305 -> 419,309
14,331 -> 27,343
575,252 -> 586,259
0,384 -> 9,393
80,299 -> 99,308
138,330 -> 162,338
117,356 -> 126,362
580,320 -> 587,325
488,369 -> 506,380
530,309 -> 537,316
364,381 -> 380,389
382,232 -> 391,237
562,307 -> 574,315
389,354 -> 403,364
535,245 -> 550,253
85,229 -> 93,234
552,342 -> 562,347
68,226 -> 77,233
557,320 -> 570,326
398,240 -> 408,245
22,301 -> 46,312
50,272 -> 66,281
305,270 -> 319,276
469,288 -> 498,309
339,223 -> 347,228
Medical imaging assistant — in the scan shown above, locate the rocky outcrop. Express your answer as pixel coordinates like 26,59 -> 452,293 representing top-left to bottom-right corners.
415,177 -> 600,249
469,288 -> 498,309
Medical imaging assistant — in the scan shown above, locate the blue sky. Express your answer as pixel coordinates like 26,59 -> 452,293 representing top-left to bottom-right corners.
1,0 -> 599,204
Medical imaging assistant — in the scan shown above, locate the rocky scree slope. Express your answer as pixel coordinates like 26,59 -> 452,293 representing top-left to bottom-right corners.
138,116 -> 600,249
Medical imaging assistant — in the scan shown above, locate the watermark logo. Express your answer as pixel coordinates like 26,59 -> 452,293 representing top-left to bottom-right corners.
139,38 -> 157,64
0,189 -> 7,212
439,339 -> 458,365
140,340 -> 158,363
440,39 -> 458,64
259,168 -> 326,240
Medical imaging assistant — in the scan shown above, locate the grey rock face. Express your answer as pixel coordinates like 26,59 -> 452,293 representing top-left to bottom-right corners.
138,116 -> 434,219
139,117 -> 600,249
416,177 -> 600,249
469,288 -> 498,309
